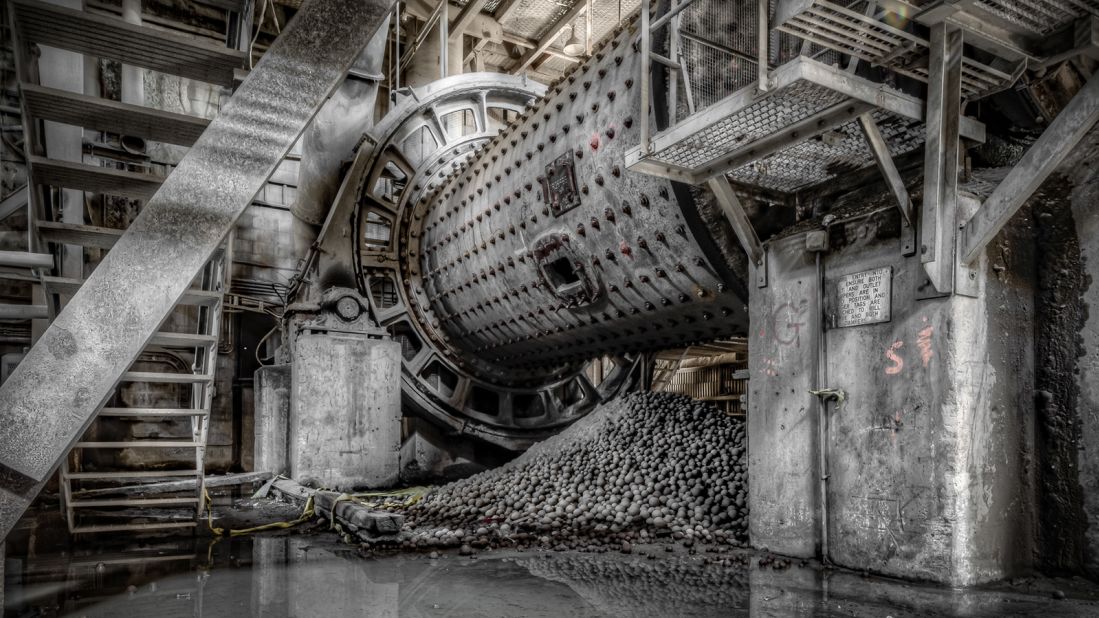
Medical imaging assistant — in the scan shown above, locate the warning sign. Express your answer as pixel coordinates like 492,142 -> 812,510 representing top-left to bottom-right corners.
836,267 -> 891,328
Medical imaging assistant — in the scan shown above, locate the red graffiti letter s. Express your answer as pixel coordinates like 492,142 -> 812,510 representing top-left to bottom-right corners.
885,340 -> 905,375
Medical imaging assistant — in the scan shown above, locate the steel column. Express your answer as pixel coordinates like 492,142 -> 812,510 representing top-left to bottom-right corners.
920,22 -> 963,294
0,0 -> 394,541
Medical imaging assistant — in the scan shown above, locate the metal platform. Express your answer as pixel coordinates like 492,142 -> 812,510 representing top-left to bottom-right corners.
774,0 -> 1020,98
908,0 -> 1099,60
9,0 -> 246,87
21,84 -> 211,146
28,156 -> 164,201
625,56 -> 984,191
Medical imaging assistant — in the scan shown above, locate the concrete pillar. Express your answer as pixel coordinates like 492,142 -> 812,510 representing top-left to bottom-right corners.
749,206 -> 1036,586
747,234 -> 821,559
1067,146 -> 1099,577
289,334 -> 401,489
254,364 -> 291,475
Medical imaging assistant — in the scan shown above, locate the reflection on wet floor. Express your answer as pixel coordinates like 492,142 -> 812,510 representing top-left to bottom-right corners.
5,533 -> 1099,617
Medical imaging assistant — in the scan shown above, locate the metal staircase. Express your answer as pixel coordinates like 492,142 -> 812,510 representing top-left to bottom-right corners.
55,253 -> 226,534
6,0 -> 239,534
0,0 -> 393,543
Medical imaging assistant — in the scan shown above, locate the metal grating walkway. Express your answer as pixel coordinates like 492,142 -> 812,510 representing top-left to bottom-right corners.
775,0 -> 1017,98
626,56 -> 984,191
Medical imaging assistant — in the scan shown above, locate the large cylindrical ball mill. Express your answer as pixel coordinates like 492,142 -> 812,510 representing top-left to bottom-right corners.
354,24 -> 750,450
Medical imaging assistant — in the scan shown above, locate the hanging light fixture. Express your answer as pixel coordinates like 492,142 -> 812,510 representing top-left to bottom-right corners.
563,25 -> 585,57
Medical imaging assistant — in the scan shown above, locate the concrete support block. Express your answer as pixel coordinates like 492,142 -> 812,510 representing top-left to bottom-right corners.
398,418 -> 482,483
749,210 -> 1035,585
289,335 -> 401,490
254,364 -> 291,475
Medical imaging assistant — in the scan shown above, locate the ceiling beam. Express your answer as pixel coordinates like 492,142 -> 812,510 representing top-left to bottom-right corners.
501,33 -> 579,63
493,0 -> 522,22
448,0 -> 488,42
509,0 -> 587,73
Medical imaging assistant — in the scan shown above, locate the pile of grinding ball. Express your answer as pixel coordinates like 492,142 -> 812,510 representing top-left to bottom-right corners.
388,392 -> 748,553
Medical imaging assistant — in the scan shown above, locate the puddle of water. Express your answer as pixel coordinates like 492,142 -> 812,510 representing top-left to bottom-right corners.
4,533 -> 1099,617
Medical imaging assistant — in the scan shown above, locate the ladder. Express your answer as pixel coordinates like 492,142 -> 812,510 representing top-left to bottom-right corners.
6,0 -> 244,533
56,254 -> 226,534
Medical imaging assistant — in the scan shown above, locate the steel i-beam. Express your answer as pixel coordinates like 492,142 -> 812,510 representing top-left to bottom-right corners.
920,22 -> 963,294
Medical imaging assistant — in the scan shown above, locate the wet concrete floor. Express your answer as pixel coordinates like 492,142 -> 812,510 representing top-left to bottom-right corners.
5,531 -> 1099,617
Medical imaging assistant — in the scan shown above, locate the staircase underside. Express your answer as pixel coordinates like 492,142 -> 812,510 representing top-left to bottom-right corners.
0,0 -> 395,541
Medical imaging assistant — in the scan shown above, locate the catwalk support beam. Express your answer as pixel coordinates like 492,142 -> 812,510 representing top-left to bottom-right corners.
960,71 -> 1099,265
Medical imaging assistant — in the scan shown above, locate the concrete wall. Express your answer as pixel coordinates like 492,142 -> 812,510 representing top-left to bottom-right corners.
1068,131 -> 1099,577
289,334 -> 402,489
749,203 -> 1037,585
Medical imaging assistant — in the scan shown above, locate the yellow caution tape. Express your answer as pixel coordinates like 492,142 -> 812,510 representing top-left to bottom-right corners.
204,487 -> 316,537
203,484 -> 432,537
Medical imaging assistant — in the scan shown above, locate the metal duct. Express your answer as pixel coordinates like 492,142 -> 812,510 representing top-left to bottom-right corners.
290,14 -> 392,228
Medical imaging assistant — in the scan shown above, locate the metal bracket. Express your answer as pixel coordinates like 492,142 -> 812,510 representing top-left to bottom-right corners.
756,251 -> 768,288
954,239 -> 980,298
953,193 -> 981,298
901,219 -> 917,257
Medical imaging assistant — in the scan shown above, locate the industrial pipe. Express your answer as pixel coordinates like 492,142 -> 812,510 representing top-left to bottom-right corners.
290,14 -> 391,234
